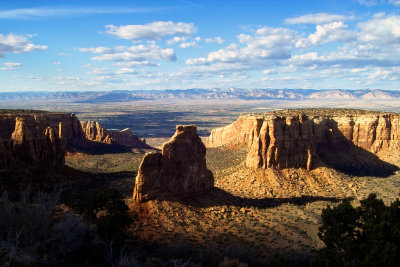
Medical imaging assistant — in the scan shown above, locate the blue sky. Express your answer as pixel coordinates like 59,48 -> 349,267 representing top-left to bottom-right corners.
0,0 -> 399,91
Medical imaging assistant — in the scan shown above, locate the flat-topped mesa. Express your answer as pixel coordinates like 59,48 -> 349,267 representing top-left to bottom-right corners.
133,125 -> 214,203
80,121 -> 149,148
207,109 -> 400,171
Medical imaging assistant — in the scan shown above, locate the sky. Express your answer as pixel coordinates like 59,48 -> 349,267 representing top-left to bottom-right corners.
0,0 -> 399,91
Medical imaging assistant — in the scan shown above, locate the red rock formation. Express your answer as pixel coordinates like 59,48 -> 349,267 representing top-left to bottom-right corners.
207,116 -> 255,148
80,121 -> 149,148
0,110 -> 149,172
133,125 -> 214,202
0,111 -> 74,170
207,109 -> 400,171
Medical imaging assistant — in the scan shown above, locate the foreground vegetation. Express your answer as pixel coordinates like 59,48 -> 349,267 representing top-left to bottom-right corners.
1,184 -> 399,266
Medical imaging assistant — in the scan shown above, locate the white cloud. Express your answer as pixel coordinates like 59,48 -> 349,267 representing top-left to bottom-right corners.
367,67 -> 400,80
52,76 -> 81,81
0,7 -> 168,19
179,41 -> 198,48
204,37 -> 225,44
0,33 -> 47,57
3,62 -> 22,67
357,0 -> 379,6
285,13 -> 354,24
1,62 -> 22,70
27,75 -> 42,81
53,61 -> 62,65
295,21 -> 356,48
166,36 -> 188,45
357,14 -> 400,44
116,68 -> 136,74
79,43 -> 176,63
187,26 -> 295,69
87,67 -> 114,76
78,47 -> 113,54
112,61 -> 159,67
357,0 -> 400,6
389,0 -> 400,5
105,21 -> 196,40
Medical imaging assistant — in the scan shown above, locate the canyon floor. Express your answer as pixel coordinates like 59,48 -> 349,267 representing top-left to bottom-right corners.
65,141 -> 400,265
4,99 -> 400,264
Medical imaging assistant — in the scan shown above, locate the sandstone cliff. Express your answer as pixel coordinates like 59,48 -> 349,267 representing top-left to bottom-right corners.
0,110 -> 81,171
133,125 -> 214,202
0,110 -> 149,173
207,109 -> 400,175
80,121 -> 149,148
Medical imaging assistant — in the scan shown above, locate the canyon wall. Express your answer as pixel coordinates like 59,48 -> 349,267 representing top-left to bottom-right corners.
0,110 -> 148,172
207,109 -> 400,173
0,111 -> 81,170
133,125 -> 214,202
80,121 -> 149,148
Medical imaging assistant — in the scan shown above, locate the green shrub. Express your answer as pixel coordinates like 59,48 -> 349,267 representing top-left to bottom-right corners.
314,194 -> 400,267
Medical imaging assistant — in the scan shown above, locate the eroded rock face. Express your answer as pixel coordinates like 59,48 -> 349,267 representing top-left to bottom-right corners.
0,111 -> 79,171
133,125 -> 214,202
0,110 -> 148,173
207,109 -> 400,173
80,121 -> 148,148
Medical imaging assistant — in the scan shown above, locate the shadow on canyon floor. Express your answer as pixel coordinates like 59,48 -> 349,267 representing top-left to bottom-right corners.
69,140 -> 153,155
0,166 -> 136,198
181,187 -> 346,209
315,119 -> 399,177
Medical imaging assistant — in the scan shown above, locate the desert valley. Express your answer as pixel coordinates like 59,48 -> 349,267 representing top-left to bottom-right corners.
1,91 -> 400,266
2,0 -> 400,265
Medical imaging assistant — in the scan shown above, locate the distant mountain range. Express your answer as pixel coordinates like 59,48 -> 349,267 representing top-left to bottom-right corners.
0,89 -> 399,102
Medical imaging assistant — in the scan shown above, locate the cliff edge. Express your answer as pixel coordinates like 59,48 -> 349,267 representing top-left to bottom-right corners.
207,109 -> 400,176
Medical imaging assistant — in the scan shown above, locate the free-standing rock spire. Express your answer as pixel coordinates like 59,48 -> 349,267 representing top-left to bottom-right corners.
133,125 -> 214,203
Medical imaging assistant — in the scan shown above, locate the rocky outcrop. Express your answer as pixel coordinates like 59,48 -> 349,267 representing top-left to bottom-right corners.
0,110 -> 149,173
80,121 -> 149,148
133,125 -> 214,202
0,111 -> 80,171
207,116 -> 255,148
207,109 -> 400,174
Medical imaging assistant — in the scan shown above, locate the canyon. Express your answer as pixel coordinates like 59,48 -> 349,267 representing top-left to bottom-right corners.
207,109 -> 400,175
0,110 -> 147,172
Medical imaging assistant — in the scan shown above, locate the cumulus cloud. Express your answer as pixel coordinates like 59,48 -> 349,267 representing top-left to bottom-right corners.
0,33 -> 47,57
166,36 -> 188,45
357,14 -> 400,44
105,21 -> 196,40
187,26 -> 295,69
285,13 -> 354,24
179,41 -> 198,48
295,21 -> 356,48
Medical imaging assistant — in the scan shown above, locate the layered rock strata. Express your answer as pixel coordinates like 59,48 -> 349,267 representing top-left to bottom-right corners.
133,125 -> 214,202
207,109 -> 400,172
80,121 -> 149,148
0,110 -> 148,172
0,111 -> 81,170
